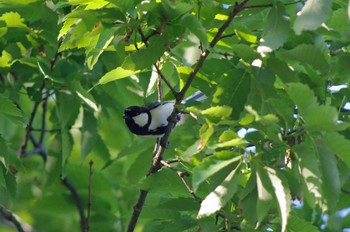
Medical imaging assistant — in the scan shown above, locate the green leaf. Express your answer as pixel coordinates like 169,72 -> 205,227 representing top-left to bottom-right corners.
201,106 -> 232,119
0,94 -> 24,125
86,27 -> 114,70
98,67 -> 142,85
197,162 -> 241,218
304,105 -> 340,131
56,92 -> 80,128
0,12 -> 28,29
161,0 -> 193,21
288,215 -> 320,232
317,142 -> 340,211
258,2 -> 290,53
293,144 -> 324,209
285,83 -> 318,114
277,44 -> 329,73
122,35 -> 167,70
321,132 -> 350,168
213,70 -> 250,120
293,0 -> 332,34
80,110 -> 97,158
178,14 -> 209,49
265,167 -> 290,232
61,129 -> 73,166
267,57 -> 299,83
0,163 -> 6,189
256,166 -> 273,222
192,152 -> 242,192
140,169 -> 191,198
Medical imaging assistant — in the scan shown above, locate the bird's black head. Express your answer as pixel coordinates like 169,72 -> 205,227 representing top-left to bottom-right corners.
123,106 -> 151,136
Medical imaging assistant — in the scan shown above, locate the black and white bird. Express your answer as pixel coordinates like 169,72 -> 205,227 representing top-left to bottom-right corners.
123,91 -> 206,137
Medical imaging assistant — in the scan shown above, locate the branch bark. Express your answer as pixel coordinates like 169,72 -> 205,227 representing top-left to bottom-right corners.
0,205 -> 25,232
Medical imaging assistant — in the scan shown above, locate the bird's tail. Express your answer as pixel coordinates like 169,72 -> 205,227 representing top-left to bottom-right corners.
181,91 -> 207,104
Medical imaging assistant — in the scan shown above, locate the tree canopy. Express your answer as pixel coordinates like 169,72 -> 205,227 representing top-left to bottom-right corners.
1,0 -> 350,231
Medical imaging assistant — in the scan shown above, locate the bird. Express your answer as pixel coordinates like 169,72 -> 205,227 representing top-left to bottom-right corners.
123,91 -> 206,137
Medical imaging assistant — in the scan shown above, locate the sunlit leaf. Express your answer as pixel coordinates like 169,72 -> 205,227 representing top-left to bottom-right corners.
258,2 -> 290,53
294,0 -> 332,34
197,162 -> 241,218
98,67 -> 142,85
265,167 -> 290,232
192,152 -> 242,192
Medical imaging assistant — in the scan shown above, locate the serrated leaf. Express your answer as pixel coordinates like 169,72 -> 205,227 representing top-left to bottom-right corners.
80,110 -> 97,158
285,83 -> 318,114
98,67 -> 142,85
304,105 -> 340,131
178,14 -> 209,49
85,27 -> 114,69
192,152 -> 242,192
258,2 -> 290,53
294,0 -> 332,34
317,142 -> 340,211
57,92 -> 80,128
0,12 -> 28,29
288,215 -> 320,232
0,94 -> 24,125
294,144 -> 323,206
213,70 -> 250,120
321,132 -> 350,167
265,167 -> 290,232
256,167 -> 273,222
197,163 -> 241,218
278,44 -> 329,73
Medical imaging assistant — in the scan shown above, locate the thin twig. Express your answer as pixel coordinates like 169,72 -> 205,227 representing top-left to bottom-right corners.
220,32 -> 236,40
86,160 -> 93,232
160,160 -> 201,201
62,176 -> 87,232
0,205 -> 25,232
153,63 -> 178,98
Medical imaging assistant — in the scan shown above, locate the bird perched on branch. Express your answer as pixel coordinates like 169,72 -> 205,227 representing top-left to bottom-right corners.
123,91 -> 206,137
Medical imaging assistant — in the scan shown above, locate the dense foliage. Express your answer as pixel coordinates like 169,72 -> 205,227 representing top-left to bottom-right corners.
1,0 -> 350,231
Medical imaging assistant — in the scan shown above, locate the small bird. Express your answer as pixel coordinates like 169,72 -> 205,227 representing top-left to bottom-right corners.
123,91 -> 206,136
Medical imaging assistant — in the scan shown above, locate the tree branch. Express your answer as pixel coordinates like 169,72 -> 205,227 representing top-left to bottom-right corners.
126,190 -> 148,232
62,176 -> 87,232
126,1 -> 250,231
0,205 -> 25,232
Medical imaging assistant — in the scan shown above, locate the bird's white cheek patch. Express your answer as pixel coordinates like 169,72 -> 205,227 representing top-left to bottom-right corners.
132,113 -> 148,127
